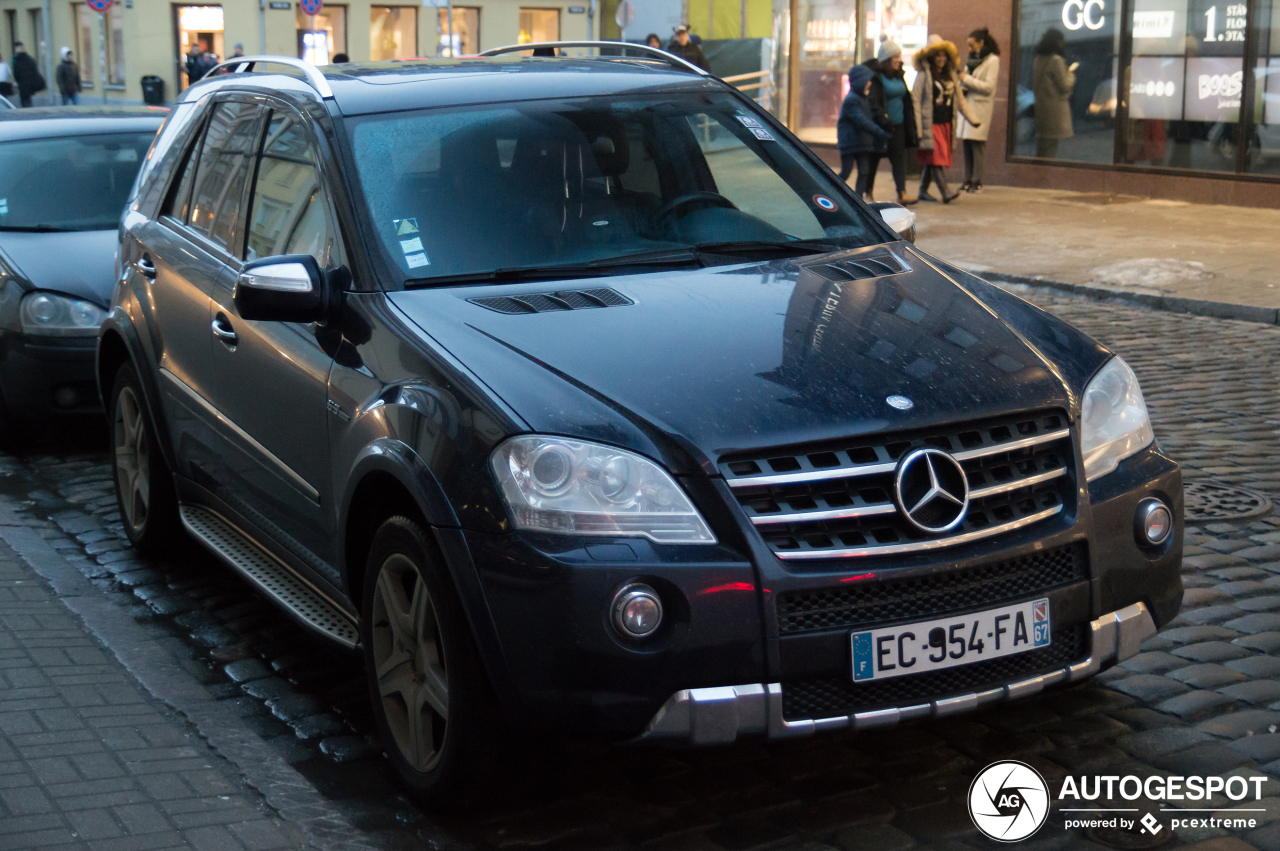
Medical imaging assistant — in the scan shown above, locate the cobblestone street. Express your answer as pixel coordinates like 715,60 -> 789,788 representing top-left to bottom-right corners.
4,285 -> 1280,850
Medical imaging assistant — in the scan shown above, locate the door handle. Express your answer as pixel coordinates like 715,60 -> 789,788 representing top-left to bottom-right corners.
137,255 -> 156,279
211,314 -> 237,347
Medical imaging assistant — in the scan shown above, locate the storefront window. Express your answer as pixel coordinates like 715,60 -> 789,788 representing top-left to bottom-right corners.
518,8 -> 559,42
793,0 -> 858,145
371,6 -> 416,60
1014,0 -> 1119,162
1247,0 -> 1280,173
863,0 -> 928,86
106,3 -> 123,84
74,3 -> 94,86
437,7 -> 479,56
297,4 -> 346,64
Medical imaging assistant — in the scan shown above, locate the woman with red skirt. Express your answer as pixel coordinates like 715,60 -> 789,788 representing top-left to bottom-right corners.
911,38 -> 980,203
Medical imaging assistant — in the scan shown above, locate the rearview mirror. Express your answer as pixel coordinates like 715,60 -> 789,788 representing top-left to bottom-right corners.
235,255 -> 326,323
870,203 -> 917,244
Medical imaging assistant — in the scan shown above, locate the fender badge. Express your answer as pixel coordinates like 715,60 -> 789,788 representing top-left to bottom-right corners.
886,395 -> 914,411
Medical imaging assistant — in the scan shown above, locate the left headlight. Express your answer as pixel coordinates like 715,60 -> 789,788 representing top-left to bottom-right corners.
490,435 -> 717,544
1080,357 -> 1154,482
19,292 -> 106,337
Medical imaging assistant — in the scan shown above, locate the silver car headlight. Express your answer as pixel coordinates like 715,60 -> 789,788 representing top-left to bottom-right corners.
1080,357 -> 1154,482
19,292 -> 106,337
490,436 -> 717,544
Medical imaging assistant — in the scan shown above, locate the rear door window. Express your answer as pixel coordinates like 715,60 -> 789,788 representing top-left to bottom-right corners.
188,101 -> 264,254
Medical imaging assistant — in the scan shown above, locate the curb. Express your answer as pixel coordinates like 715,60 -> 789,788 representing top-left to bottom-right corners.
983,272 -> 1280,327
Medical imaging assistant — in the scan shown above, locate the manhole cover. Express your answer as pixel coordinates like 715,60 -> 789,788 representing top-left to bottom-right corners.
1184,481 -> 1273,522
1085,824 -> 1172,849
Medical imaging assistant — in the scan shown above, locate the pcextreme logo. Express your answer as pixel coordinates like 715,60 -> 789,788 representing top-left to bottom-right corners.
967,762 -> 1272,842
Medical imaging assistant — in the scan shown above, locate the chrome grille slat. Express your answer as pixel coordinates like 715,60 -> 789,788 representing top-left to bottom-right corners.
722,410 -> 1075,560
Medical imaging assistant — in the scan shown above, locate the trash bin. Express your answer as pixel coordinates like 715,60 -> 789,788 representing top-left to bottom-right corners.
141,75 -> 165,106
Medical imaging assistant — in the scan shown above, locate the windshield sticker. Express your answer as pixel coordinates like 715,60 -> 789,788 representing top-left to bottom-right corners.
748,127 -> 775,141
405,252 -> 430,269
0,199 -> 7,216
813,195 -> 838,212
736,115 -> 763,128
399,236 -> 424,254
394,218 -> 419,236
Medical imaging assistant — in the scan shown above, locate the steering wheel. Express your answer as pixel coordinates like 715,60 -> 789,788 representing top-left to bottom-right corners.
654,191 -> 738,224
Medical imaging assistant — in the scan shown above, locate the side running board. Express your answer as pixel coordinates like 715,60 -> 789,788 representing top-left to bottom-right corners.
179,504 -> 360,649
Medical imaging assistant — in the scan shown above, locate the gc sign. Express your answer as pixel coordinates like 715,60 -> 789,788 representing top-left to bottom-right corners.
1063,0 -> 1105,30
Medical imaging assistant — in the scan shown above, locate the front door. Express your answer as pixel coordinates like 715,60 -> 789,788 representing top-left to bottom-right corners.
205,104 -> 343,587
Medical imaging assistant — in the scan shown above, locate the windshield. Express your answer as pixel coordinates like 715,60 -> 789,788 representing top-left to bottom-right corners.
348,93 -> 883,284
0,132 -> 156,231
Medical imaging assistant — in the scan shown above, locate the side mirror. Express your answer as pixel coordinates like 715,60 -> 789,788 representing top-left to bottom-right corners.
234,254 -> 326,323
870,202 -> 917,244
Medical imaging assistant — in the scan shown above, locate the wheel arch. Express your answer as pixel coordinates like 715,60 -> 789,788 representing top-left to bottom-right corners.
97,311 -> 177,472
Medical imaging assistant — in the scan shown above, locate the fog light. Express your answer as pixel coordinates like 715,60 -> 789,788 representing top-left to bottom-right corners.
1136,498 -> 1173,546
612,584 -> 663,638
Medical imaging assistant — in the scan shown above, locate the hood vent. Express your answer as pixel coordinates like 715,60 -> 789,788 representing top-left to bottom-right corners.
804,250 -> 908,283
469,287 -> 634,315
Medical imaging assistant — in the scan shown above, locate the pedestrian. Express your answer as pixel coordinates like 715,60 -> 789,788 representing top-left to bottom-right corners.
56,47 -> 81,106
198,51 -> 219,79
185,43 -> 205,84
12,42 -> 45,107
957,27 -> 1000,192
232,42 -> 245,58
0,54 -> 12,99
869,38 -> 917,205
645,33 -> 662,49
837,64 -> 891,202
331,53 -> 350,63
912,37 -> 979,203
1032,28 -> 1075,159
666,26 -> 709,71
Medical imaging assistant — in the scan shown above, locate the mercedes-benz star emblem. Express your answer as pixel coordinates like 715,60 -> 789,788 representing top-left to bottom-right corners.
894,448 -> 970,533
886,395 -> 913,410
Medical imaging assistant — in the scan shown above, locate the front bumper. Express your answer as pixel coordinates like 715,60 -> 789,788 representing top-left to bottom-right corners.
638,601 -> 1156,744
0,330 -> 100,419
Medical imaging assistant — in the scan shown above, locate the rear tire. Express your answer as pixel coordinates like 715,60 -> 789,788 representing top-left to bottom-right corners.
361,516 -> 499,802
110,362 -> 180,554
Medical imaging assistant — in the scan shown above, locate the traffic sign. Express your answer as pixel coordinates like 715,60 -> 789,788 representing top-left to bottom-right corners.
615,0 -> 635,28
85,0 -> 113,13
299,0 -> 323,16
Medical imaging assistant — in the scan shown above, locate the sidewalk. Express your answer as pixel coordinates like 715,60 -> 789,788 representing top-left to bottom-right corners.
905,185 -> 1280,322
0,504 -> 369,851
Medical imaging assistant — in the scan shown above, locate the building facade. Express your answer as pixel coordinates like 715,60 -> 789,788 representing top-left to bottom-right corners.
0,0 -> 598,105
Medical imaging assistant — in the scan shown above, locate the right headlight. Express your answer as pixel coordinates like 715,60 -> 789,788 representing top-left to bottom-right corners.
19,292 -> 106,337
1080,357 -> 1154,482
490,435 -> 717,544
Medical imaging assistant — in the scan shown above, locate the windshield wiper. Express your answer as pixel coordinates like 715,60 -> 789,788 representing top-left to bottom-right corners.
405,248 -> 701,287
692,240 -> 841,258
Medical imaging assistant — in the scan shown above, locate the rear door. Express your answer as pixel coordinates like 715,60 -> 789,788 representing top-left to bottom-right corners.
204,103 -> 343,585
143,97 -> 265,481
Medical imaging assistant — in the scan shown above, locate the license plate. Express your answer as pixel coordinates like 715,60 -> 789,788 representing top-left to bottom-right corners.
851,598 -> 1050,682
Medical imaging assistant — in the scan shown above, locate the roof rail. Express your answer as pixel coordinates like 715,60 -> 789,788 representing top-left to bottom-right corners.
204,55 -> 335,99
478,41 -> 709,77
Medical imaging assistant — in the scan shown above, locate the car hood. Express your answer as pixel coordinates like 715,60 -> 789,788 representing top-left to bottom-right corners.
387,246 -> 1074,473
0,230 -> 117,305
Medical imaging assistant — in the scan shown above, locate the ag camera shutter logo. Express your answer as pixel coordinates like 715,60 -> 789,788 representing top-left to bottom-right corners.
968,761 -> 1051,842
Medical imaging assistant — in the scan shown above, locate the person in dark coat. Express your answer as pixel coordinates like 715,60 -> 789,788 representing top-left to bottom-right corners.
185,44 -> 205,85
12,43 -> 44,107
870,39 -> 918,204
666,26 -> 709,71
837,64 -> 891,202
56,47 -> 81,105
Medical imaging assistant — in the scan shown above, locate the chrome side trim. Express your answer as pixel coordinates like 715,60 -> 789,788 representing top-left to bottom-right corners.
726,428 -> 1071,489
750,502 -> 897,526
968,467 -> 1067,501
773,504 -> 1063,560
159,368 -> 320,504
179,505 -> 359,648
636,603 -> 1155,744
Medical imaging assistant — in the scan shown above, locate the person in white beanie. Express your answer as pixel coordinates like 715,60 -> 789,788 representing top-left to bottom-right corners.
56,47 -> 81,105
864,38 -> 919,204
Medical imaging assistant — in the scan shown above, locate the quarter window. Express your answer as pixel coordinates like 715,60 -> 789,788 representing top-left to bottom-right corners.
245,111 -> 342,269
188,101 -> 263,254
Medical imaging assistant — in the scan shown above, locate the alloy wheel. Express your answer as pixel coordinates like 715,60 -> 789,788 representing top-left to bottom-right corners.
113,386 -> 150,535
371,553 -> 449,773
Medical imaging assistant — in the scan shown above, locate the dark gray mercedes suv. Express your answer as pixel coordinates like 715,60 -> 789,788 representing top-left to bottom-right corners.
100,46 -> 1183,798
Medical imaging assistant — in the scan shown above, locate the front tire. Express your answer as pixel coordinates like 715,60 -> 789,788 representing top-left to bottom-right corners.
110,362 -> 180,554
361,516 -> 498,801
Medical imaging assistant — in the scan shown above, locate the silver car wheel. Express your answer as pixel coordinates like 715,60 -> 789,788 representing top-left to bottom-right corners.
371,553 -> 449,773
113,386 -> 150,535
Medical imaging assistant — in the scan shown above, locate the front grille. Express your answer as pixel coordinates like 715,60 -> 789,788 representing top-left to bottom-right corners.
722,410 -> 1075,560
781,624 -> 1088,720
776,543 -> 1087,635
